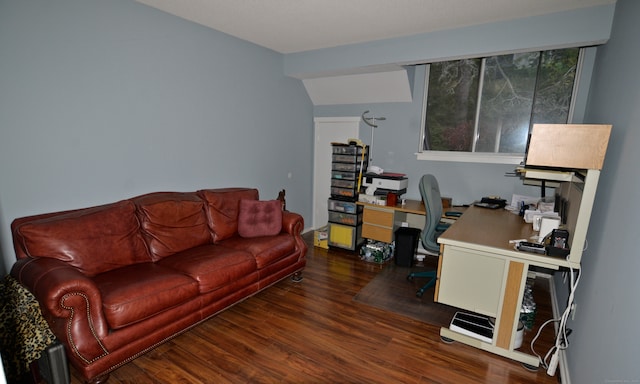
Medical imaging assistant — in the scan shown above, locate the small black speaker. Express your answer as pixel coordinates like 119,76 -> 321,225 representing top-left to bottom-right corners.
37,341 -> 70,384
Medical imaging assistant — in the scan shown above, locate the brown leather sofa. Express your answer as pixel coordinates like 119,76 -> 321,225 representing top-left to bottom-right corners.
10,188 -> 307,383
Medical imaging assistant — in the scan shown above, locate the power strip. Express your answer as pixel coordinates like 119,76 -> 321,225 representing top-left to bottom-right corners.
546,271 -> 572,383
547,351 -> 559,376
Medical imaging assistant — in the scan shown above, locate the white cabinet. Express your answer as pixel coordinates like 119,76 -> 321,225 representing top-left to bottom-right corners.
437,246 -> 506,318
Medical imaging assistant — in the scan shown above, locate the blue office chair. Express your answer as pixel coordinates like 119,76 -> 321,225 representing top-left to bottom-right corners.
407,174 -> 461,297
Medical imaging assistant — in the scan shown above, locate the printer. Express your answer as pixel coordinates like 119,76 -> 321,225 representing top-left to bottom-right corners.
362,173 -> 408,196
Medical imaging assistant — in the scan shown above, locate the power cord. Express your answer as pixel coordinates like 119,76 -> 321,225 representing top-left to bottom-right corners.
530,263 -> 581,375
530,318 -> 559,370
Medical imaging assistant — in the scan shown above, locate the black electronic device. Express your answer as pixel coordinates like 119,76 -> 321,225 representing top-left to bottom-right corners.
36,341 -> 69,384
517,241 -> 546,254
480,196 -> 507,208
474,202 -> 501,209
546,229 -> 570,257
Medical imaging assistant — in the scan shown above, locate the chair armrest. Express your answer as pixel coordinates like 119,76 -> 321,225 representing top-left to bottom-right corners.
11,257 -> 110,363
436,223 -> 450,232
444,211 -> 463,217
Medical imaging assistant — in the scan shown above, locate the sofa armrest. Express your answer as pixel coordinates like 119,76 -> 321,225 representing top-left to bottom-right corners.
11,257 -> 110,363
281,211 -> 307,262
281,211 -> 304,236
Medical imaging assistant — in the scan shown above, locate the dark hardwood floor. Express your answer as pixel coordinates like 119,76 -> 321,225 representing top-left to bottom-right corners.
70,233 -> 560,383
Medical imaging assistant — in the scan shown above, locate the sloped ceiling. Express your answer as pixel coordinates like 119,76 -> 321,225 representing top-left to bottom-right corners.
135,0 -> 615,54
135,0 -> 615,105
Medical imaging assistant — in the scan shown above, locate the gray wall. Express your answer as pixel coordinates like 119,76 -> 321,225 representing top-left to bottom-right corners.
2,0 -> 638,382
307,4 -> 616,206
572,0 -> 640,382
285,4 -> 615,79
310,2 -> 638,382
0,0 -> 314,274
315,65 -> 568,206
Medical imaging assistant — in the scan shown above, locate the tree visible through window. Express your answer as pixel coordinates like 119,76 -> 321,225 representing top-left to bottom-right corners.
422,48 -> 580,155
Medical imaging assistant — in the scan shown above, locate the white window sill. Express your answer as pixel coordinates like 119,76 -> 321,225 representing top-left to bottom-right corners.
416,151 -> 524,165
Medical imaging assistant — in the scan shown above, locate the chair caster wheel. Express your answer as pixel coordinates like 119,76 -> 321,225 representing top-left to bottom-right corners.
416,290 -> 424,298
407,275 -> 414,282
441,336 -> 455,344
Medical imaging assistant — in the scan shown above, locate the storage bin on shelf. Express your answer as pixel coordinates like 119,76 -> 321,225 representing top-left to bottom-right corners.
332,162 -> 362,172
328,199 -> 360,214
328,223 -> 363,250
328,211 -> 362,226
328,143 -> 367,251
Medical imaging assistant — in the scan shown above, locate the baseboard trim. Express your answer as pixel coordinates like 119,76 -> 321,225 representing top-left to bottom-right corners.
544,272 -> 571,384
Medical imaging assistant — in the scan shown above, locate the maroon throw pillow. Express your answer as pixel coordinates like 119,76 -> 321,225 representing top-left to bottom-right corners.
237,200 -> 283,238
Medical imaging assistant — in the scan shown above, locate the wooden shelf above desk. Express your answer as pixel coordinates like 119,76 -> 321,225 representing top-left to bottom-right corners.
526,124 -> 611,170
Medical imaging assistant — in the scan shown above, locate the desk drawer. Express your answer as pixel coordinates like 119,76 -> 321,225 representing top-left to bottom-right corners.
437,246 -> 505,317
331,179 -> 356,189
331,171 -> 357,180
328,211 -> 362,226
331,187 -> 356,199
363,207 -> 394,227
328,199 -> 361,214
332,162 -> 362,172
362,223 -> 394,243
328,223 -> 363,250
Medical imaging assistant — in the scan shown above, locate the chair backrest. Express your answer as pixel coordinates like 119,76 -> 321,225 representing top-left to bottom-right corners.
419,174 -> 444,252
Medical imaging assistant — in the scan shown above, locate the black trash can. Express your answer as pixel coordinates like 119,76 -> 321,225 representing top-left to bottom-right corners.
394,227 -> 421,267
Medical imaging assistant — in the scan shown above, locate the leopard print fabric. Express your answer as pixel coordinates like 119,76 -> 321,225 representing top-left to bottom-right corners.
0,274 -> 57,382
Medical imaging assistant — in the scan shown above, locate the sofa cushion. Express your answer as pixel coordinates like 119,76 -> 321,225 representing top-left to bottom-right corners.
15,201 -> 151,276
94,263 -> 199,329
237,199 -> 282,238
134,192 -> 211,261
198,188 -> 259,242
157,244 -> 257,293
219,234 -> 296,269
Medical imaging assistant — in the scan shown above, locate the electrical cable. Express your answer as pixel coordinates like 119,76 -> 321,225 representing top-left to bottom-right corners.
530,261 -> 581,374
557,265 -> 580,349
530,318 -> 559,369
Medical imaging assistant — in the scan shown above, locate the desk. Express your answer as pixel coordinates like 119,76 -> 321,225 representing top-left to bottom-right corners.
435,206 -> 576,367
431,124 -> 609,368
357,199 -> 425,243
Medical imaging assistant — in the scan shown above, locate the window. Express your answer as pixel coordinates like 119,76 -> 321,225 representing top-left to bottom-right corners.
419,48 -> 581,163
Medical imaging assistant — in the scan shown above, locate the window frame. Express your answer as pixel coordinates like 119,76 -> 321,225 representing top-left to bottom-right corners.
416,48 -> 584,164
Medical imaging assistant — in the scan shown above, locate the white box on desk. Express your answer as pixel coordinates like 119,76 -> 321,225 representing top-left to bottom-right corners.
358,194 -> 382,204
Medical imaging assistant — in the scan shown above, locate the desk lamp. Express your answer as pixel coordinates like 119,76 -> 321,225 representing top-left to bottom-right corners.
361,110 -> 386,166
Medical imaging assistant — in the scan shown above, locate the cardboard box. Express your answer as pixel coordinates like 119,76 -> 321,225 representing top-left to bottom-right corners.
314,226 -> 328,249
